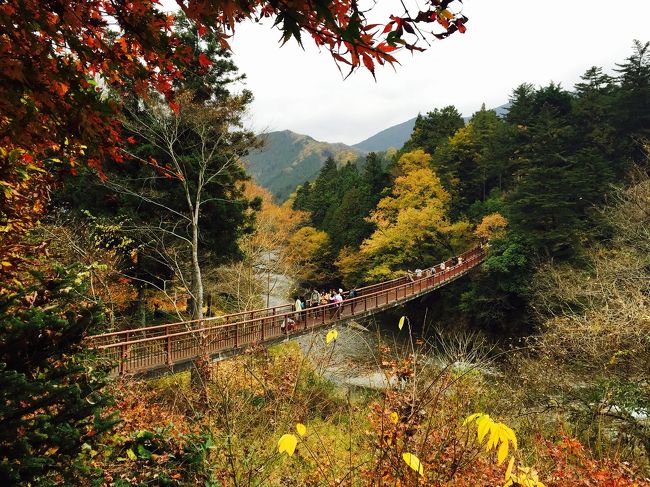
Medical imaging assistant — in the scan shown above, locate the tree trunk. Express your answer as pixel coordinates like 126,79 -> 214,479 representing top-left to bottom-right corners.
191,226 -> 204,322
190,213 -> 209,391
137,284 -> 146,327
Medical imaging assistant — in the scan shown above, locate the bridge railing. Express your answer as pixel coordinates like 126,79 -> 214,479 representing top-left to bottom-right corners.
88,245 -> 485,375
88,250 -> 455,348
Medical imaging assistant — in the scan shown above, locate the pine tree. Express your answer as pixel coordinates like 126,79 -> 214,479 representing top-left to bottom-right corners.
507,84 -> 613,258
613,40 -> 650,158
573,67 -> 618,159
506,83 -> 536,127
402,106 -> 465,156
304,156 -> 339,228
0,267 -> 116,484
362,152 -> 389,198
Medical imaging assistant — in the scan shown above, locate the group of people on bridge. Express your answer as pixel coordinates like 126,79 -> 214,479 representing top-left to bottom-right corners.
282,287 -> 356,333
278,244 -> 484,335
406,255 -> 464,282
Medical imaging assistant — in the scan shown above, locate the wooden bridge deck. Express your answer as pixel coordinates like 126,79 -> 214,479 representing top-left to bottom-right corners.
87,246 -> 485,375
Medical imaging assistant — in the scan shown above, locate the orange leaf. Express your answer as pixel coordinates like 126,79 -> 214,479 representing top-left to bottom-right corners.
362,54 -> 375,74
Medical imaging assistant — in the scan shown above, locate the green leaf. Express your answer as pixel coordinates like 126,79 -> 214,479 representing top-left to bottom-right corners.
137,444 -> 152,459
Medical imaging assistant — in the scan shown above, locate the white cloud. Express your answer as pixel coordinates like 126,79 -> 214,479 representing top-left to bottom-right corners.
225,0 -> 650,144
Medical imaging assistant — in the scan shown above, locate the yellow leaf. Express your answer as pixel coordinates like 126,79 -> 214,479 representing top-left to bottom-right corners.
390,412 -> 399,424
486,425 -> 500,451
505,456 -> 515,480
1,261 -> 11,267
325,329 -> 338,344
45,446 -> 59,456
440,8 -> 454,19
398,316 -> 406,330
277,434 -> 298,457
126,448 -> 137,461
476,415 -> 491,443
505,425 -> 518,450
497,440 -> 509,465
463,412 -> 482,426
296,423 -> 306,437
402,452 -> 424,476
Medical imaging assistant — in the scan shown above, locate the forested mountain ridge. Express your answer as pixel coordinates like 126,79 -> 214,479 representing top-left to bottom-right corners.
352,104 -> 511,152
245,104 -> 510,201
243,130 -> 362,201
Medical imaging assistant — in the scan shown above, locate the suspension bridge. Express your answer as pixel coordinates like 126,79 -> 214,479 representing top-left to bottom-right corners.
87,245 -> 486,375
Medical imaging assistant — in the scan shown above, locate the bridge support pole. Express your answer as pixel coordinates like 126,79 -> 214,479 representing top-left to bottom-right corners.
120,331 -> 129,375
166,326 -> 171,365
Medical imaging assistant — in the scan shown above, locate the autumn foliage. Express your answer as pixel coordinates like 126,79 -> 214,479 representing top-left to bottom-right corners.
0,0 -> 467,271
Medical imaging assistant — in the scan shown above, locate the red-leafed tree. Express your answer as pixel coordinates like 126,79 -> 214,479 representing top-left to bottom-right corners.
0,0 -> 467,272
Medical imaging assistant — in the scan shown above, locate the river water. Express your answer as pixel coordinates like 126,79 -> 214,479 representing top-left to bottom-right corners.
261,267 -> 494,388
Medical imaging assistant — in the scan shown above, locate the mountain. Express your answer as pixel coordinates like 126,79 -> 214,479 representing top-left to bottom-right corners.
352,117 -> 417,152
243,130 -> 362,201
245,103 -> 511,201
352,103 -> 512,153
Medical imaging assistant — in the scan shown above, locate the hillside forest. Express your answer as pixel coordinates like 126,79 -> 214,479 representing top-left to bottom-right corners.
1,1 -> 650,484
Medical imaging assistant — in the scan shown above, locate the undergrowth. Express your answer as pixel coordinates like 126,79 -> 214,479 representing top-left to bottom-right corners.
79,326 -> 647,486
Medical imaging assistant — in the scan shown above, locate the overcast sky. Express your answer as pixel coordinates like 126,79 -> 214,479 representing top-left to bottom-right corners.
225,0 -> 650,145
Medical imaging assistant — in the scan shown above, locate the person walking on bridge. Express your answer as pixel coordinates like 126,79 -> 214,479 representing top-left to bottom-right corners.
310,288 -> 321,307
294,296 -> 303,322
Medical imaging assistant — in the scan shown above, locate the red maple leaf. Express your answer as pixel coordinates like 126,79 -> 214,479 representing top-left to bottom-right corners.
198,53 -> 213,68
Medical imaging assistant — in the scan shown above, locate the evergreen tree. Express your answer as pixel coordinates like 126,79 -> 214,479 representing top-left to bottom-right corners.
506,83 -> 537,127
507,84 -> 613,258
573,67 -> 619,165
402,106 -> 465,156
292,180 -> 313,211
613,40 -> 650,158
363,152 -> 390,199
0,267 -> 116,484
298,156 -> 339,228
431,105 -> 512,216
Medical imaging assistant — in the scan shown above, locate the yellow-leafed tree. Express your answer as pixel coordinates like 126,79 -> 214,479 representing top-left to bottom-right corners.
358,150 -> 471,281
475,213 -> 508,241
287,226 -> 335,284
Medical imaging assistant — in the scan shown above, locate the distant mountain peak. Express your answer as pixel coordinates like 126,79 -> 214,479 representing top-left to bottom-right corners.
243,131 -> 363,201
245,102 -> 509,201
352,117 -> 418,153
